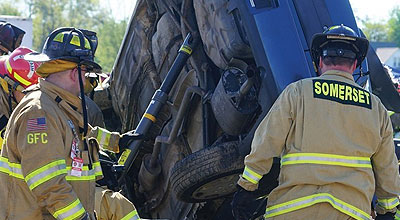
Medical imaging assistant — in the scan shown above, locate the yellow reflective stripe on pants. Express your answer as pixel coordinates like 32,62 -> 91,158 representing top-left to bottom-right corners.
53,199 -> 85,220
281,153 -> 371,168
0,156 -> 24,179
264,193 -> 370,220
242,166 -> 263,184
66,163 -> 102,181
25,159 -> 67,190
97,127 -> 111,147
93,161 -> 102,177
389,111 -> 395,117
377,197 -> 400,210
121,210 -> 141,220
395,209 -> 400,220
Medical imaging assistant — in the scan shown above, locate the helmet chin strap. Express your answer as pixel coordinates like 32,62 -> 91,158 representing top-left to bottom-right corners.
77,63 -> 93,169
7,86 -> 13,116
77,63 -> 88,137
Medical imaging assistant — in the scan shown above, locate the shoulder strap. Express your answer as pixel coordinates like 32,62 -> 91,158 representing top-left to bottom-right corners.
0,114 -> 8,131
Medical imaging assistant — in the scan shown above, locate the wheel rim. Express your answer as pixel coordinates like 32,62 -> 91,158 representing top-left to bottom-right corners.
191,173 -> 240,200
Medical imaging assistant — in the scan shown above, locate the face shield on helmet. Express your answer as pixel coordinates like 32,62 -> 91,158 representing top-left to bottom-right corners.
310,24 -> 369,72
84,72 -> 98,94
0,47 -> 40,93
84,72 -> 109,94
0,21 -> 25,55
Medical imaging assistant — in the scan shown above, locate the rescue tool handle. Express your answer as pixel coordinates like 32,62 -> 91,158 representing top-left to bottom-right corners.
116,33 -> 197,181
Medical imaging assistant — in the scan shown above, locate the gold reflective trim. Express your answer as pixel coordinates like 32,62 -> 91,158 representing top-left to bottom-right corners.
242,166 -> 262,184
179,45 -> 192,55
281,153 -> 371,168
13,71 -> 31,86
53,198 -> 85,220
265,193 -> 370,220
144,113 -> 156,122
326,35 -> 356,41
118,149 -> 131,165
53,33 -> 65,43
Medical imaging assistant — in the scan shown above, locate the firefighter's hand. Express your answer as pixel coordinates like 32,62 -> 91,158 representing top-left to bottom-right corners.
375,212 -> 395,220
231,185 -> 256,220
118,130 -> 143,149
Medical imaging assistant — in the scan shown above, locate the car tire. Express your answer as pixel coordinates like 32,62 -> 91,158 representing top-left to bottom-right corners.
170,140 -> 244,203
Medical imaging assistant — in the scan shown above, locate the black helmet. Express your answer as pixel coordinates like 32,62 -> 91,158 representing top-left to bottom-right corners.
25,27 -> 101,72
0,21 -> 25,55
310,24 -> 369,70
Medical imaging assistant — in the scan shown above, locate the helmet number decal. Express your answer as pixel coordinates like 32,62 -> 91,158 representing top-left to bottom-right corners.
27,61 -> 35,79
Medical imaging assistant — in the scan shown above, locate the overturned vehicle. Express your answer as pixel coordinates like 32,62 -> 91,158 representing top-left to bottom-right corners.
95,0 -> 400,219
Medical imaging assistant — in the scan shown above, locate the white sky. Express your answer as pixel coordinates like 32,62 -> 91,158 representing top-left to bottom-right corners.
10,0 -> 400,24
100,0 -> 137,21
104,0 -> 400,24
349,0 -> 400,23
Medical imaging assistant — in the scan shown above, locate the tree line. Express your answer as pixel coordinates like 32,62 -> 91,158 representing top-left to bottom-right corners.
2,0 -> 400,71
356,6 -> 400,45
0,0 -> 129,73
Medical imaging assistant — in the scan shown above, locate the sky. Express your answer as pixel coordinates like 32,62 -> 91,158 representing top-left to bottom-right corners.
100,0 -> 137,21
8,0 -> 400,24
349,0 -> 400,23
104,0 -> 400,24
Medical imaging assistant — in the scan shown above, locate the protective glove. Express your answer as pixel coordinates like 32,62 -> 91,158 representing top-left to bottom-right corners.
231,185 -> 257,220
375,212 -> 395,220
118,130 -> 143,150
80,212 -> 89,220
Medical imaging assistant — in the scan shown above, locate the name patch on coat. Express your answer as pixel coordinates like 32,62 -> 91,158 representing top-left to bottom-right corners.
27,133 -> 48,144
313,79 -> 371,109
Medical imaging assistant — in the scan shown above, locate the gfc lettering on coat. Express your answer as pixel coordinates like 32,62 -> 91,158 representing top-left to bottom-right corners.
27,133 -> 48,144
313,79 -> 372,109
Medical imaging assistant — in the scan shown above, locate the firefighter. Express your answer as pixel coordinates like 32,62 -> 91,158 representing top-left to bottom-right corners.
383,65 -> 400,138
0,21 -> 30,149
0,47 -> 40,149
0,27 -> 138,219
232,24 -> 400,220
84,72 -> 105,128
0,21 -> 25,55
83,73 -> 142,220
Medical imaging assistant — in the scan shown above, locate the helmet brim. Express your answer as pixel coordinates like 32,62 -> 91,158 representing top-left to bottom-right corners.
312,34 -> 369,56
25,52 -> 102,73
0,57 -> 7,77
24,52 -> 51,62
311,33 -> 369,67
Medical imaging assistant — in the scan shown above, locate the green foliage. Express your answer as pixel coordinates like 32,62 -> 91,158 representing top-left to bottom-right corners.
25,0 -> 128,72
388,7 -> 400,47
0,1 -> 22,16
359,17 -> 389,42
96,18 -> 127,72
28,0 -> 68,51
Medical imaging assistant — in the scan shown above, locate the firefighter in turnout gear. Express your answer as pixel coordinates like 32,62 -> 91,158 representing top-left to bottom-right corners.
0,47 -> 40,150
384,65 -> 400,139
0,21 -> 25,55
232,24 -> 400,220
0,27 -> 139,220
0,22 -> 31,149
84,74 -> 142,220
